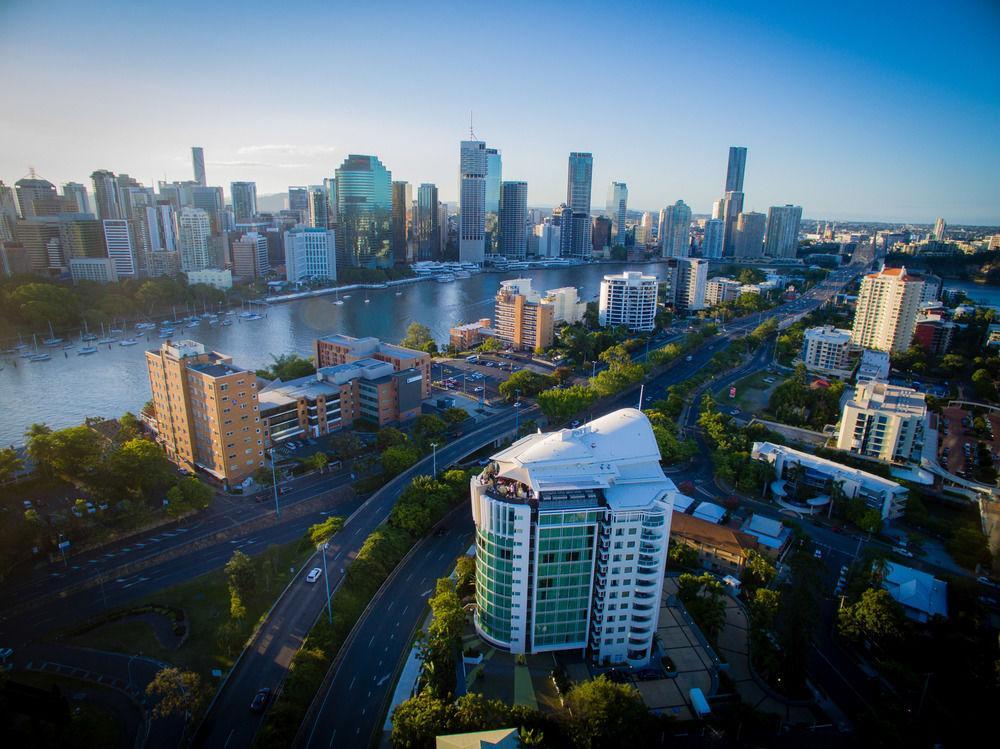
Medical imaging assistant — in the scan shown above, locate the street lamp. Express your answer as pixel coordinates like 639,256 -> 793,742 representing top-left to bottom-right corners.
320,542 -> 333,624
431,442 -> 439,477
269,447 -> 280,519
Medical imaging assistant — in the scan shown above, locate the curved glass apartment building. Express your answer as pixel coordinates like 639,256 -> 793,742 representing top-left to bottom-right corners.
471,408 -> 676,667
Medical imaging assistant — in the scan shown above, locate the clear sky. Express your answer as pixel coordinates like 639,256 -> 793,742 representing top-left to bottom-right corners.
2,0 -> 998,224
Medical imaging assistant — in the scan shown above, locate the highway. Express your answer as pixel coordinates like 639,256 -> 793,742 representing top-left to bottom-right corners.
194,408 -> 528,749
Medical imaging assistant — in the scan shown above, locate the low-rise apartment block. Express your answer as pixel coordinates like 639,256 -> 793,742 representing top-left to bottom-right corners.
145,339 -> 264,486
669,513 -> 759,575
801,325 -> 854,377
493,278 -> 555,351
314,334 -> 431,398
836,380 -> 929,464
258,358 -> 423,442
705,277 -> 742,307
449,318 -> 494,350
752,441 -> 909,521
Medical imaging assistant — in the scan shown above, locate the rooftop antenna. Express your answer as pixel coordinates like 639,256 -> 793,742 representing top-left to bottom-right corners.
469,110 -> 477,140
28,166 -> 37,178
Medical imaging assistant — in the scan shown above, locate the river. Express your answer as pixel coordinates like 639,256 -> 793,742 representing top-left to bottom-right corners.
942,278 -> 1000,309
0,262 -> 665,445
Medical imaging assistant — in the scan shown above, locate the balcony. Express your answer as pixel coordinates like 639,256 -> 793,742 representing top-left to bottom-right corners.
637,565 -> 658,576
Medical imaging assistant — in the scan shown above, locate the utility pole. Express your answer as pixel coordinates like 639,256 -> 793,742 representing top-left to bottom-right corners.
270,447 -> 280,519
431,442 -> 439,477
321,542 -> 333,624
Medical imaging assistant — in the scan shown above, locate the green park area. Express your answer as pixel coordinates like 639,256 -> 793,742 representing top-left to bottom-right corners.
714,370 -> 783,415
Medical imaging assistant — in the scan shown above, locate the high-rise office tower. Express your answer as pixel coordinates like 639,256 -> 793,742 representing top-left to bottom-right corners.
307,185 -> 329,229
335,154 -> 392,267
230,182 -> 258,223
14,175 -> 61,218
91,170 -> 123,220
606,182 -> 628,246
498,181 -> 528,260
287,186 -> 309,222
702,219 -> 724,258
284,228 -> 337,283
177,207 -> 213,272
734,211 -> 766,258
143,204 -> 177,253
416,183 -> 440,261
0,182 -> 17,240
102,219 -> 139,277
189,185 -> 224,234
486,148 -> 502,214
725,146 -> 747,193
933,217 -> 946,241
391,181 -> 412,264
62,182 -> 90,214
324,177 -> 338,225
192,146 -> 206,186
231,232 -> 270,279
567,152 -> 593,215
459,140 -> 488,263
850,267 -> 925,353
470,408 -> 676,667
658,200 -> 692,258
591,216 -> 612,254
763,204 -> 803,258
719,191 -> 744,256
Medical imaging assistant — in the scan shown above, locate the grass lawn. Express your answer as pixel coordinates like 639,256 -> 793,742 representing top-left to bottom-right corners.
715,370 -> 782,414
65,538 -> 312,681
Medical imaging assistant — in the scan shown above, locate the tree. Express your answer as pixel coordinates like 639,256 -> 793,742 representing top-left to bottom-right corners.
104,438 -> 173,498
27,425 -> 103,480
498,370 -> 555,401
382,444 -> 420,477
553,366 -> 574,386
668,540 -> 699,569
165,477 -> 212,516
676,572 -> 727,642
401,322 -> 438,354
743,549 -> 777,590
303,451 -> 329,474
255,352 -> 316,381
749,588 -> 781,630
116,412 -> 142,442
225,549 -> 256,602
838,588 -> 904,645
477,336 -> 501,353
412,414 -> 447,448
537,384 -> 596,421
454,555 -> 476,598
609,244 -> 627,261
563,676 -> 651,749
0,447 -> 23,483
390,690 -> 455,749
971,368 -> 997,402
377,427 -> 410,450
308,515 -> 344,546
441,407 -> 469,426
146,667 -> 204,720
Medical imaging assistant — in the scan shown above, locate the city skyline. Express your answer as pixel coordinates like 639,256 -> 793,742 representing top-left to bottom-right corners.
1,1 -> 998,224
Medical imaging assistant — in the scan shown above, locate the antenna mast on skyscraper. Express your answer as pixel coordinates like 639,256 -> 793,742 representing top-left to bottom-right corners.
469,111 -> 477,140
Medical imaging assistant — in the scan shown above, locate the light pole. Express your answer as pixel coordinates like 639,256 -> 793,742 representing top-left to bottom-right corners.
320,542 -> 333,624
431,442 -> 439,477
638,383 -> 645,410
270,447 -> 280,519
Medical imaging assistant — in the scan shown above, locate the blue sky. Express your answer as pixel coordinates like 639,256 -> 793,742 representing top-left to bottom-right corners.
2,0 -> 998,224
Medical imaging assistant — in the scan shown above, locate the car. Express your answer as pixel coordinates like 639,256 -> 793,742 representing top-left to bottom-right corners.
978,575 -> 1000,588
473,386 -> 484,393
894,547 -> 914,558
249,687 -> 271,714
569,420 -> 581,428
635,669 -> 662,681
305,567 -> 323,583
813,549 -> 823,559
979,595 -> 999,607
278,485 -> 292,495
731,408 -> 741,415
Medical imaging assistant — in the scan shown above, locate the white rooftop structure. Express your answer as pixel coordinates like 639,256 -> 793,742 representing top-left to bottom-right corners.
741,513 -> 792,550
692,501 -> 726,524
856,349 -> 891,383
882,561 -> 948,622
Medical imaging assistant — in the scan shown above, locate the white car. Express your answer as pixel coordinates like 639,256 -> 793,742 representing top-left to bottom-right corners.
305,567 -> 323,583
894,547 -> 914,558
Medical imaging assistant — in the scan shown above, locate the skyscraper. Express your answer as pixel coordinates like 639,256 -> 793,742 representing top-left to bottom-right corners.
102,219 -> 139,277
850,267 -> 925,353
734,211 -> 766,258
231,232 -> 270,279
719,191 -> 744,256
334,154 -> 392,267
498,181 -> 528,260
599,271 -> 658,331
416,183 -> 440,261
702,219 -> 724,259
485,148 -> 502,214
177,207 -> 213,272
230,181 -> 258,223
284,228 -> 337,283
391,181 -> 412,264
288,186 -> 309,222
307,185 -> 329,229
933,217 -> 946,241
14,176 -> 60,218
763,204 -> 803,258
675,258 -> 708,312
192,146 -> 206,186
567,152 -> 593,214
0,182 -> 18,240
470,408 -> 676,667
459,140 -> 488,263
189,185 -> 224,234
658,200 -> 692,258
63,182 -> 90,214
725,147 -> 748,193
91,170 -> 123,220
606,182 -> 628,246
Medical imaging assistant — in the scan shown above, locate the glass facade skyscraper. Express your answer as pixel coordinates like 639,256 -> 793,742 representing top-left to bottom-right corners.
606,182 -> 628,246
498,181 -> 527,260
416,183 -> 440,260
486,148 -> 502,214
334,154 -> 392,268
725,146 -> 747,193
459,140 -> 487,263
567,152 -> 593,215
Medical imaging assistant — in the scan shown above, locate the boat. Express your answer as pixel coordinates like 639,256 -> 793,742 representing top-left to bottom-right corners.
95,322 -> 116,345
436,274 -> 456,283
395,291 -> 403,296
332,288 -> 344,306
119,338 -> 138,346
81,321 -> 97,342
29,353 -> 51,362
110,327 -> 124,335
221,319 -> 233,326
42,321 -> 63,346
342,294 -> 351,300
135,322 -> 156,331
78,346 -> 97,355
186,320 -> 200,328
158,328 -> 175,338
364,292 -> 371,304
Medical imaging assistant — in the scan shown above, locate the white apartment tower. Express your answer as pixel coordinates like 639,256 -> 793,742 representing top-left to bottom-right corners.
598,271 -> 658,332
471,409 -> 677,667
177,207 -> 213,272
459,140 -> 488,263
836,380 -> 929,465
658,200 -> 692,258
850,267 -> 925,353
675,258 -> 708,312
284,228 -> 337,283
102,219 -> 138,277
801,325 -> 853,377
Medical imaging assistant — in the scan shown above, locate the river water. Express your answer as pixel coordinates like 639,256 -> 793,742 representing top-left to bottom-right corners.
0,262 -> 666,445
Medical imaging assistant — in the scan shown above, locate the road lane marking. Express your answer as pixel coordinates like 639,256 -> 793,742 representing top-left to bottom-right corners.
348,676 -> 356,690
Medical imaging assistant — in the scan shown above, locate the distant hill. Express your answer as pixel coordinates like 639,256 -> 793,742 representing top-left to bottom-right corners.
257,193 -> 287,212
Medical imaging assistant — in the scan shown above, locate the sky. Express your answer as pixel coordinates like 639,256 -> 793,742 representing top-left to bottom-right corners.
1,0 -> 999,224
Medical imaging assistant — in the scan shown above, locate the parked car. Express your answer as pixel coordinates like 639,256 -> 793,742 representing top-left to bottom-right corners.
978,576 -> 1000,588
305,567 -> 323,583
894,547 -> 914,558
635,669 -> 662,681
813,549 -> 823,559
249,687 -> 271,714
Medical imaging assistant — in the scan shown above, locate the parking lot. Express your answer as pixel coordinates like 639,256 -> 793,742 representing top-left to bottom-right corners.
938,405 -> 1000,480
432,356 -> 525,403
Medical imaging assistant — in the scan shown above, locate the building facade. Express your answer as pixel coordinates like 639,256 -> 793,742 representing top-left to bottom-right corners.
598,271 -> 658,332
606,182 -> 628,246
177,207 -> 213,272
459,140 -> 488,263
284,228 -> 336,283
493,278 -> 555,351
850,266 -> 925,353
230,181 -> 258,223
702,218 -> 724,259
231,232 -> 270,279
764,204 -> 802,258
498,181 -> 528,260
145,340 -> 264,486
335,155 -> 392,267
734,211 -> 766,258
675,258 -> 708,313
705,277 -> 742,307
801,325 -> 853,377
471,409 -> 677,667
313,334 -> 430,399
658,200 -> 692,258
836,380 -> 929,465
